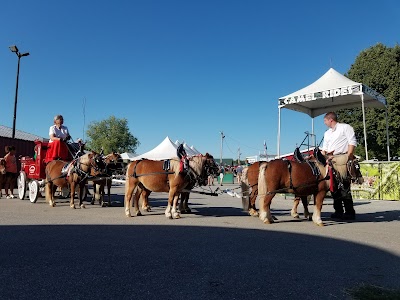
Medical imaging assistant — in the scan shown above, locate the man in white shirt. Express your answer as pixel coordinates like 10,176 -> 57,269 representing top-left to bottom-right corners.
321,112 -> 356,220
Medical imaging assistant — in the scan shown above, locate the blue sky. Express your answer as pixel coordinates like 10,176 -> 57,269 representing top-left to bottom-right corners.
1,0 -> 399,161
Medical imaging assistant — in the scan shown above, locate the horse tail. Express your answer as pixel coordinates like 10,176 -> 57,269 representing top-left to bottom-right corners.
240,167 -> 250,211
258,163 -> 268,198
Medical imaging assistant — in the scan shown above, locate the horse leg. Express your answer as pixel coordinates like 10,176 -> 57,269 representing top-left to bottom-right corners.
90,182 -> 96,205
107,179 -> 112,207
70,182 -> 76,209
132,188 -> 142,217
291,197 -> 300,218
165,189 -> 176,219
248,189 -> 258,217
179,192 -> 191,214
79,182 -> 86,209
124,180 -> 137,217
45,182 -> 56,207
302,195 -> 312,221
259,193 -> 275,224
139,189 -> 151,212
171,194 -> 181,219
312,191 -> 326,226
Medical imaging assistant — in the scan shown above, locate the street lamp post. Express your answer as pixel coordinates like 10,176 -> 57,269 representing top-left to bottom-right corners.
9,45 -> 29,139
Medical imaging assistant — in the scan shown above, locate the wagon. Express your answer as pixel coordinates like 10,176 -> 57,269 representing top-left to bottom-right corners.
17,140 -> 69,203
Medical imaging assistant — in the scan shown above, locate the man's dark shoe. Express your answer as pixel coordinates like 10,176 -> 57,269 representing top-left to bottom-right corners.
330,212 -> 344,219
343,213 -> 356,220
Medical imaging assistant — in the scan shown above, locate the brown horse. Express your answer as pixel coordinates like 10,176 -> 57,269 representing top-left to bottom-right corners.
124,153 -> 218,218
45,152 -> 100,208
257,154 -> 362,226
241,162 -> 311,219
90,152 -> 122,207
0,158 -> 6,198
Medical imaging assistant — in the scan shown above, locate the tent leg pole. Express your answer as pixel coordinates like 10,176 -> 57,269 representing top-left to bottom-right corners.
386,109 -> 390,161
361,94 -> 368,161
277,106 -> 281,158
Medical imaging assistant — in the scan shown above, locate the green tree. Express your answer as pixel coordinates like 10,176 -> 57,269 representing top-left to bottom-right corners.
338,43 -> 400,160
86,116 -> 139,154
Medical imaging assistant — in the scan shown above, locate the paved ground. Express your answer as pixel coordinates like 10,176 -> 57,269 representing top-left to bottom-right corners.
1,183 -> 399,299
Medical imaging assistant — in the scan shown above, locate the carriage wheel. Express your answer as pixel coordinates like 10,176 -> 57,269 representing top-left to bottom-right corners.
29,180 -> 40,203
17,171 -> 27,200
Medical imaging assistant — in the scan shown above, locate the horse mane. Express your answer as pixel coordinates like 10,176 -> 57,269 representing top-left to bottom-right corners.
331,154 -> 349,180
241,167 -> 249,184
188,155 -> 205,175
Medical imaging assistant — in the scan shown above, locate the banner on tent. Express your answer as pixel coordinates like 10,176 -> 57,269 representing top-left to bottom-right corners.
279,84 -> 362,106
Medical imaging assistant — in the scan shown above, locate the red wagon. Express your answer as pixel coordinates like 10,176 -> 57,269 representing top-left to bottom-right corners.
17,140 -> 70,203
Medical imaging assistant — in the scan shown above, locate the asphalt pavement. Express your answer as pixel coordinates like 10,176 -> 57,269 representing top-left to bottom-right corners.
1,183 -> 399,300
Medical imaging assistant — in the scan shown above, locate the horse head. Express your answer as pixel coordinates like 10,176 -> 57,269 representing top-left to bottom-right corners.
347,158 -> 364,184
76,151 -> 100,174
204,153 -> 219,177
188,153 -> 218,186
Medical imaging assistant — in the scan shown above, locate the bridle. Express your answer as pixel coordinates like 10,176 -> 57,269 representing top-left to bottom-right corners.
347,159 -> 363,183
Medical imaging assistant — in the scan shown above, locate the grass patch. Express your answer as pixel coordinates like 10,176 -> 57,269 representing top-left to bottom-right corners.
346,284 -> 400,300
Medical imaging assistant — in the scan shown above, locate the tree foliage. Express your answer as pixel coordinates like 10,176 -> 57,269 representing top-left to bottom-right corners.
85,116 -> 139,154
338,43 -> 400,160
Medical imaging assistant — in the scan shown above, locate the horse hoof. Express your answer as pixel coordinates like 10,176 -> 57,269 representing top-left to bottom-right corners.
263,219 -> 274,224
135,211 -> 142,217
173,214 -> 181,219
90,201 -> 94,205
249,209 -> 259,217
291,213 -> 300,218
80,204 -> 86,209
315,222 -> 324,227
125,213 -> 132,218
101,202 -> 107,207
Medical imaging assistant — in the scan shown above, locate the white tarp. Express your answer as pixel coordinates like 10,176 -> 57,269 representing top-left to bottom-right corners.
277,68 -> 389,160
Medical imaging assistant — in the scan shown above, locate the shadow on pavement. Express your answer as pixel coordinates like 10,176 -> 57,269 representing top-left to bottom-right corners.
0,224 -> 399,300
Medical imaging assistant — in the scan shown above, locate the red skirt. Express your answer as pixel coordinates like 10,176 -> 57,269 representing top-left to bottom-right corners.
44,140 -> 70,163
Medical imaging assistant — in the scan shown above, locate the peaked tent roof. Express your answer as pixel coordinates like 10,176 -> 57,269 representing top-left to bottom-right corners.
278,68 -> 386,118
130,136 -> 179,161
277,68 -> 389,160
183,143 -> 197,156
190,145 -> 201,154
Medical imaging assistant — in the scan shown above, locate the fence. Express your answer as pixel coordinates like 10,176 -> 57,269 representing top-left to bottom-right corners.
352,161 -> 400,200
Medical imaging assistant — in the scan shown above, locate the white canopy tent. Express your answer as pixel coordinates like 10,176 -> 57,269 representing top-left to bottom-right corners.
277,68 -> 389,161
130,136 -> 179,161
130,136 -> 202,161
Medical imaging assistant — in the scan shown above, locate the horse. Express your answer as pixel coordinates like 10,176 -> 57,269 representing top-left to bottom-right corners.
124,153 -> 218,218
45,152 -> 101,208
257,154 -> 362,226
241,162 -> 312,220
0,158 -> 6,198
90,152 -> 123,207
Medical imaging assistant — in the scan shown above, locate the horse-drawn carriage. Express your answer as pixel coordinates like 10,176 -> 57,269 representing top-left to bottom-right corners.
17,139 -> 124,206
18,140 -> 53,203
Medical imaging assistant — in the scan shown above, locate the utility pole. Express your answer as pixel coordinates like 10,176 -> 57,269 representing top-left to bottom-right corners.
220,131 -> 225,165
264,140 -> 267,161
237,147 -> 241,165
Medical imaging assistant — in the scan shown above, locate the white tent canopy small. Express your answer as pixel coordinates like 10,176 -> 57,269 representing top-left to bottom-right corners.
130,136 -> 179,161
277,68 -> 389,160
129,136 -> 202,161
